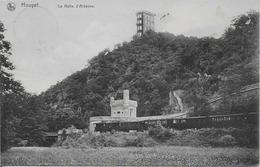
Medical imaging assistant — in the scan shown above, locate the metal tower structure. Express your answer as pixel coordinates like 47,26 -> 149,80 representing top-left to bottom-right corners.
136,11 -> 156,37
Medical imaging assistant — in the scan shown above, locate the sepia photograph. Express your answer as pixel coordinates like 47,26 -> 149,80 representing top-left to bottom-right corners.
0,0 -> 259,166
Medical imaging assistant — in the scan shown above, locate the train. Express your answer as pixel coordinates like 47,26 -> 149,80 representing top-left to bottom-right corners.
95,112 -> 258,132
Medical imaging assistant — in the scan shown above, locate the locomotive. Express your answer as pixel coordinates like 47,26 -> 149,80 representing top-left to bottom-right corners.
95,112 -> 258,132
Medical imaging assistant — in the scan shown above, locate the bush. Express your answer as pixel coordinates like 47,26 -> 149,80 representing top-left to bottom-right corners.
149,127 -> 258,148
142,137 -> 158,147
103,138 -> 118,147
59,132 -> 106,148
217,135 -> 237,146
148,126 -> 161,137
124,136 -> 144,147
61,136 -> 85,148
148,126 -> 173,141
227,127 -> 258,148
54,127 -> 258,148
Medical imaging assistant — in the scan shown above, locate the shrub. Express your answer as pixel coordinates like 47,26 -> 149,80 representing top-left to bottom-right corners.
61,136 -> 84,148
148,126 -> 161,137
54,127 -> 257,148
148,126 -> 173,141
104,138 -> 118,147
59,132 -> 107,148
124,136 -> 144,147
227,127 -> 258,147
143,137 -> 158,147
158,128 -> 173,140
216,135 -> 237,147
89,133 -> 106,147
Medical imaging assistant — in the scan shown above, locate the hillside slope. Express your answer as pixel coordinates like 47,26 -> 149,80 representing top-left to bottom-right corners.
41,12 -> 259,131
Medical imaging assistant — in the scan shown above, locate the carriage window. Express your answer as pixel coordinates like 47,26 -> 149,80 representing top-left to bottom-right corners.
225,117 -> 230,121
117,111 -> 120,114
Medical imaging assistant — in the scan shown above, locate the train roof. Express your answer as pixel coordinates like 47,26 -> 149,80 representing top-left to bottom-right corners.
95,112 -> 258,124
164,112 -> 258,120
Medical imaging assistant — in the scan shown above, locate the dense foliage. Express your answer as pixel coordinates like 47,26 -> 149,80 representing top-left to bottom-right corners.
41,12 -> 259,131
1,22 -> 47,151
55,127 -> 258,148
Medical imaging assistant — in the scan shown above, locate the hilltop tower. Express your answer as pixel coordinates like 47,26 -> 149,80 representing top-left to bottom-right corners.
136,11 -> 155,36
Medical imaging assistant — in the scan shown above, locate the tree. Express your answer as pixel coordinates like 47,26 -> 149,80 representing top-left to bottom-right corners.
0,23 -> 24,95
0,21 -> 25,151
1,22 -> 47,151
219,11 -> 259,94
17,95 -> 48,145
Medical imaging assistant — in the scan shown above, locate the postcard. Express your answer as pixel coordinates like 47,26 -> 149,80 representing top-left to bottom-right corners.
1,0 -> 259,166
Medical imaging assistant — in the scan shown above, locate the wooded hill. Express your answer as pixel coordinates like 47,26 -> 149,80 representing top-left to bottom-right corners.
1,12 -> 258,150
40,12 -> 259,131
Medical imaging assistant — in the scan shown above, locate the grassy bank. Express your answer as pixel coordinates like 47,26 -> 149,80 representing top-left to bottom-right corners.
1,146 -> 258,166
56,127 -> 258,148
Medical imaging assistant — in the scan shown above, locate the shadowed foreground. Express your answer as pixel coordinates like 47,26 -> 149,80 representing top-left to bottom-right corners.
1,146 -> 258,166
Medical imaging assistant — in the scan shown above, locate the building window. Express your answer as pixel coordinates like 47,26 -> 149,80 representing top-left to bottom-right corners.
117,111 -> 120,114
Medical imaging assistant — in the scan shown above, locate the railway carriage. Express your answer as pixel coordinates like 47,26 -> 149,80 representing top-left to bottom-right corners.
94,112 -> 258,132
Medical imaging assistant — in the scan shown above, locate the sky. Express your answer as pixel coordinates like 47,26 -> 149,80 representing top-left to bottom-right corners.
0,0 -> 259,94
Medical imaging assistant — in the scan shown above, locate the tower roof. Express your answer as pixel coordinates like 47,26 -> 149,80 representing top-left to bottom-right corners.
110,89 -> 137,107
136,11 -> 156,16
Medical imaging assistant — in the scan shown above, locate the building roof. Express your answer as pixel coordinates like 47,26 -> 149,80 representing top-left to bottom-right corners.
90,112 -> 188,123
136,11 -> 156,16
